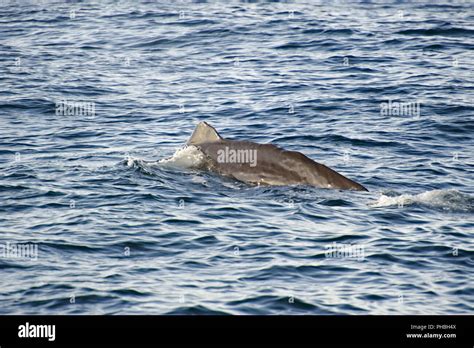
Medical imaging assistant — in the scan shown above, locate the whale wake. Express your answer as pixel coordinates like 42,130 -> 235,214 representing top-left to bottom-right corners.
370,189 -> 474,213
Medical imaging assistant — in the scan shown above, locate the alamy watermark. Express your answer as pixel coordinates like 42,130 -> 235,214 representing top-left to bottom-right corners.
18,322 -> 55,341
380,99 -> 421,118
0,242 -> 38,261
217,146 -> 257,167
55,99 -> 95,118
325,242 -> 365,261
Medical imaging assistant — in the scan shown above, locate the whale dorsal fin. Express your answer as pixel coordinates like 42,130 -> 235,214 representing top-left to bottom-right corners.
187,121 -> 223,145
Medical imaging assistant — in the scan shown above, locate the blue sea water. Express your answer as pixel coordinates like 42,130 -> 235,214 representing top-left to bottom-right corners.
0,1 -> 473,315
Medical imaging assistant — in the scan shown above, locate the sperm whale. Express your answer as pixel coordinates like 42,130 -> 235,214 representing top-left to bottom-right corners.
186,121 -> 368,191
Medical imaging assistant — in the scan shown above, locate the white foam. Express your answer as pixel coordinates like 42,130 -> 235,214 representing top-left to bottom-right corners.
370,189 -> 473,212
157,145 -> 206,169
125,156 -> 158,175
125,156 -> 139,167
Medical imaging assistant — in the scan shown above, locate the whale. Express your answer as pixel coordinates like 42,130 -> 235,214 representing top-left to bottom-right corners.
186,121 -> 368,191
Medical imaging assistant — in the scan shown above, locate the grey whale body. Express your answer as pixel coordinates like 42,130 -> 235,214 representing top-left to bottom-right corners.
186,122 -> 368,191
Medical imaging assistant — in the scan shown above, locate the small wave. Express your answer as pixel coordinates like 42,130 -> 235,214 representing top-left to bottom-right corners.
227,294 -> 336,314
165,305 -> 229,315
397,27 -> 474,37
302,28 -> 358,36
127,37 -> 174,49
124,156 -> 159,175
370,189 -> 474,212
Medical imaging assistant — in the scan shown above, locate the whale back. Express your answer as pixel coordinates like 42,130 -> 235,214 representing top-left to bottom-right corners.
197,140 -> 368,191
185,121 -> 368,191
187,121 -> 223,145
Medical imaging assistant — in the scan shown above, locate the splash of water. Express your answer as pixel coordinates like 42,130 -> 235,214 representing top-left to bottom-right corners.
370,189 -> 474,212
157,145 -> 207,169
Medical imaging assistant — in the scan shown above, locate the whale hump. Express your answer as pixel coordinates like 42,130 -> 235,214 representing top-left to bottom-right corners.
187,121 -> 223,145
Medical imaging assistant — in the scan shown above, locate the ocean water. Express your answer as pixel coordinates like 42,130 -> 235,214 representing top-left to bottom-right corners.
1,1 -> 473,315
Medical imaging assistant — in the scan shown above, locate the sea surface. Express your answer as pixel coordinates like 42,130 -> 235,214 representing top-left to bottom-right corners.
1,1 -> 473,315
